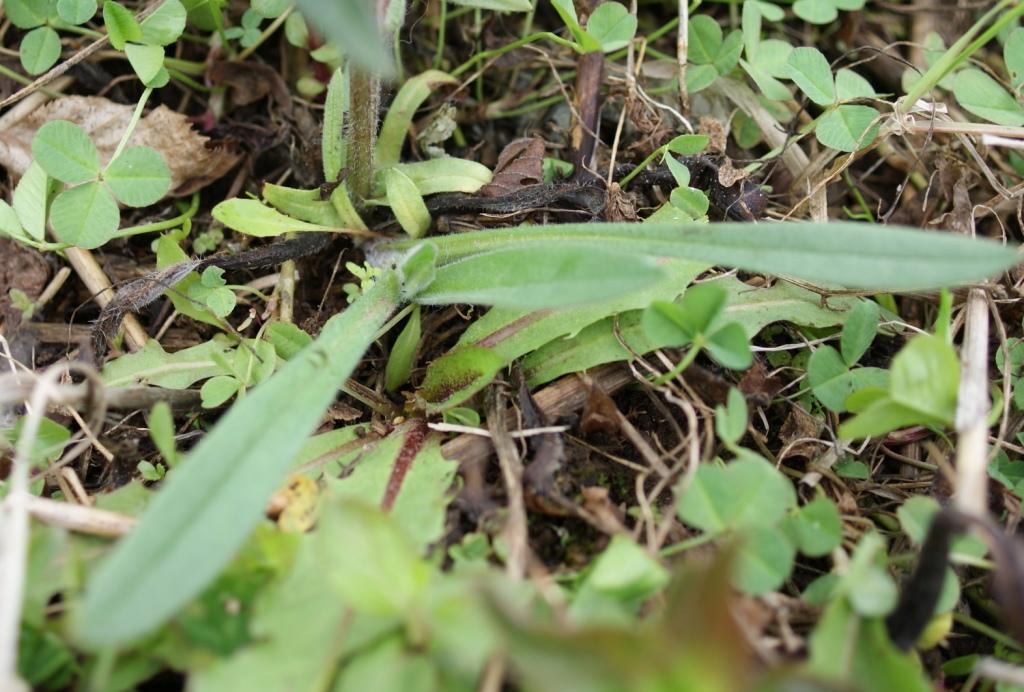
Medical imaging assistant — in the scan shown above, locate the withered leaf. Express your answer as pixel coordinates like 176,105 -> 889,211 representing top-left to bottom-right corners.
479,137 -> 546,197
0,96 -> 242,198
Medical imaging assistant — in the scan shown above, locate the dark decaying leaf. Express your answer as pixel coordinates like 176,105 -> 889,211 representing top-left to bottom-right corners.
479,137 -> 546,197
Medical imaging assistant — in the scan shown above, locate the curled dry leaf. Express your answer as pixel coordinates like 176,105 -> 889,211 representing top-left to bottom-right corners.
478,137 -> 546,197
0,96 -> 242,198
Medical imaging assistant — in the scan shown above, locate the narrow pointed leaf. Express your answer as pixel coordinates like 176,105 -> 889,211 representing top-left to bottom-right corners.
417,246 -> 664,308
77,274 -> 401,646
376,70 -> 457,167
381,221 -> 1020,291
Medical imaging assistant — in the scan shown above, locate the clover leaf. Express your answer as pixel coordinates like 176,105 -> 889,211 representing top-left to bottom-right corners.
807,300 -> 888,412
642,282 -> 753,377
27,120 -> 171,248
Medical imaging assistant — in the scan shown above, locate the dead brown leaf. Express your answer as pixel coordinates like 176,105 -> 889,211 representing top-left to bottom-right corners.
479,137 -> 545,196
604,182 -> 639,222
0,95 -> 242,197
738,358 -> 783,407
580,381 -> 622,436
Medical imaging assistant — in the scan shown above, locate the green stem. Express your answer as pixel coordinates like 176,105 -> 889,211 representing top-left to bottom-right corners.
643,46 -> 675,63
163,57 -> 207,76
842,170 -> 875,223
112,194 -> 201,239
168,69 -> 221,93
236,7 -> 293,61
899,0 -> 1022,111
651,342 -> 701,386
433,0 -> 447,71
451,31 -> 580,78
660,530 -> 717,557
50,21 -> 104,39
347,67 -> 380,204
374,302 -> 416,341
0,63 -> 32,87
620,143 -> 669,188
106,86 -> 152,167
488,93 -> 566,119
951,612 -> 1023,652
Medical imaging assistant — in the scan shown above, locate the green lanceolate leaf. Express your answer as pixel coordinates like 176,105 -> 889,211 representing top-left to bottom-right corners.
380,221 -> 1020,292
447,0 -> 531,11
262,184 -> 344,227
31,120 -> 101,185
376,70 -> 458,167
666,134 -> 710,156
212,198 -> 340,237
417,246 -> 665,308
417,345 -> 505,413
377,158 -> 492,196
386,306 -> 421,391
322,68 -> 347,182
0,201 -> 27,242
12,162 -> 55,242
550,0 -> 587,47
1006,28 -> 1024,89
459,259 -> 706,365
385,167 -> 431,238
521,279 -> 858,386
76,273 -> 402,646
